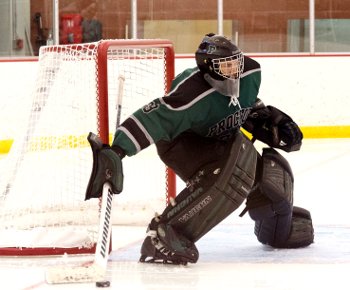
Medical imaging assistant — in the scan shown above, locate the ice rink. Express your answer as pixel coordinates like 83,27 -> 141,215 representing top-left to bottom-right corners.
1,138 -> 350,290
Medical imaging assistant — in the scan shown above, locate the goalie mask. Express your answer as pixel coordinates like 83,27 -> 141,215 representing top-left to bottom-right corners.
195,33 -> 244,81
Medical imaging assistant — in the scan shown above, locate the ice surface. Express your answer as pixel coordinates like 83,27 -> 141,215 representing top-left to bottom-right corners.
0,138 -> 349,290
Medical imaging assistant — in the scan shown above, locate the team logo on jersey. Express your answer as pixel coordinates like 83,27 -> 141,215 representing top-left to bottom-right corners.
207,108 -> 251,138
142,101 -> 159,113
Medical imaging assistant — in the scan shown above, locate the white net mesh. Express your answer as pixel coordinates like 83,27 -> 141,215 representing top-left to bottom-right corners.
0,40 -> 175,254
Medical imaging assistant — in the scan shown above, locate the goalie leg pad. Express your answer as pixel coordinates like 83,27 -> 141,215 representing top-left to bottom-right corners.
283,206 -> 314,248
247,148 -> 313,248
166,132 -> 257,240
85,132 -> 123,199
171,132 -> 257,242
139,132 -> 257,264
245,147 -> 294,220
254,206 -> 314,248
260,147 -> 294,204
253,208 -> 293,247
247,147 -> 294,245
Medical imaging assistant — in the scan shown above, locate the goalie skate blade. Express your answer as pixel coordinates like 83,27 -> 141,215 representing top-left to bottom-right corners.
45,263 -> 105,284
139,255 -> 187,266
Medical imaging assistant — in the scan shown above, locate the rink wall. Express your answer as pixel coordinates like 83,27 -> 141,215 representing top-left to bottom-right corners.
1,54 -> 350,154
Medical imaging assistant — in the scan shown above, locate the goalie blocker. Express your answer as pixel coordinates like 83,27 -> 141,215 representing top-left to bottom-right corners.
85,132 -> 123,199
140,133 -> 314,264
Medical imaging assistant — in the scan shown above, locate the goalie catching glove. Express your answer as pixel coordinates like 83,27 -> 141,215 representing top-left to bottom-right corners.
85,132 -> 123,199
243,99 -> 303,152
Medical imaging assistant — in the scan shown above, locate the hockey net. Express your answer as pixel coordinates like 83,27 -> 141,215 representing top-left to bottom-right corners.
0,39 -> 176,256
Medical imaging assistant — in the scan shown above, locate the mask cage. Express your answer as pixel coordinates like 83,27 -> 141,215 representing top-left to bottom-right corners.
212,53 -> 244,80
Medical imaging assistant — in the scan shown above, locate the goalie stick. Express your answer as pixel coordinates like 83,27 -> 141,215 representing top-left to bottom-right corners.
116,75 -> 125,129
45,182 -> 113,284
45,75 -> 125,284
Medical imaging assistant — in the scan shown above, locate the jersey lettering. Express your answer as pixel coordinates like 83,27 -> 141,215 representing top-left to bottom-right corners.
142,101 -> 159,113
207,107 -> 251,138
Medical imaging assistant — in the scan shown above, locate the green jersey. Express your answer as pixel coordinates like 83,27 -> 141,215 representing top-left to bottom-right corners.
112,56 -> 261,157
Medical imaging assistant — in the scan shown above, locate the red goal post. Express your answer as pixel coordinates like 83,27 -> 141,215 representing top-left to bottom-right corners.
0,39 -> 176,256
96,40 -> 176,204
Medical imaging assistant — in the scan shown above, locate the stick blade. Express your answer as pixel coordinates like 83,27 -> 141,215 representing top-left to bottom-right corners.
45,263 -> 105,284
46,183 -> 113,284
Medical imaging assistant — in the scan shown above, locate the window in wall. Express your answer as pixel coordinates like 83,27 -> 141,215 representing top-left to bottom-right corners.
2,0 -> 350,57
288,19 -> 350,52
0,0 -> 32,57
143,20 -> 239,54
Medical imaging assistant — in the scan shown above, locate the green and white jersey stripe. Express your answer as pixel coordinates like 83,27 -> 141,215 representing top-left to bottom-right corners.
112,56 -> 261,156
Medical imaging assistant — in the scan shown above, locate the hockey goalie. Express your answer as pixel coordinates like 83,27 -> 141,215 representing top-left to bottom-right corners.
85,33 -> 314,265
